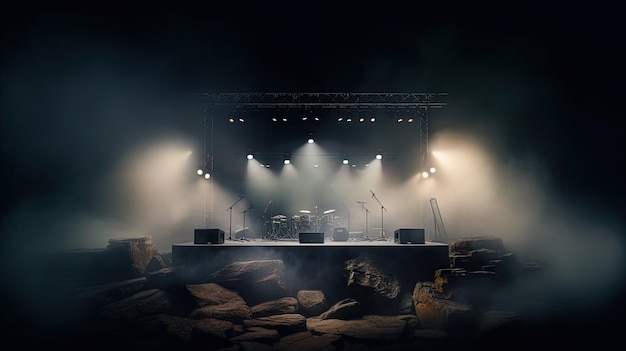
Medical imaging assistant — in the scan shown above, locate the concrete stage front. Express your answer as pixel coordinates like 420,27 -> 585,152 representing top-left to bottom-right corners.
172,238 -> 450,290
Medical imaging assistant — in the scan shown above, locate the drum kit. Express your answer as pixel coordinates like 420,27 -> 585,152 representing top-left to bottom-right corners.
266,208 -> 342,240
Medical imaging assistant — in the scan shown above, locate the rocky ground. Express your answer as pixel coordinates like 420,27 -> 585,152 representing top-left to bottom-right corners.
2,236 -> 622,350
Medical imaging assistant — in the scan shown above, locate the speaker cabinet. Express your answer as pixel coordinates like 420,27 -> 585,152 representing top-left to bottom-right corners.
299,232 -> 324,244
332,227 -> 349,241
194,229 -> 225,244
394,228 -> 425,244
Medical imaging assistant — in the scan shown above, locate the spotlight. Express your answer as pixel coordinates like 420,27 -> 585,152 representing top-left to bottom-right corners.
239,118 -> 245,123
197,169 -> 204,176
376,154 -> 382,160
429,167 -> 436,174
370,117 -> 376,122
247,153 -> 254,160
307,138 -> 314,144
228,118 -> 235,123
397,118 -> 403,123
284,159 -> 291,165
283,153 -> 291,165
359,117 -> 365,123
342,158 -> 349,165
422,171 -> 429,178
338,117 -> 343,122
408,118 -> 414,123
204,173 -> 211,179
272,117 -> 278,122
346,118 -> 352,122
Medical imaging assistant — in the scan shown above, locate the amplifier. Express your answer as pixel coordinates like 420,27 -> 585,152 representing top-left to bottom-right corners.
299,232 -> 324,244
332,227 -> 349,241
194,229 -> 225,244
394,228 -> 425,244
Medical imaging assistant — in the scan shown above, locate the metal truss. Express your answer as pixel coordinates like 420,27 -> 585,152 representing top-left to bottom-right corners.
197,92 -> 447,109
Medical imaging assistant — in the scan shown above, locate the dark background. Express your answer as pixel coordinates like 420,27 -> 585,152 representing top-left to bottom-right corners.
2,2 -> 623,217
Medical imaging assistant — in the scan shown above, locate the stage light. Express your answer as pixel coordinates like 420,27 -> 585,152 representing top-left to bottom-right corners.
204,173 -> 211,179
397,118 -> 403,122
284,159 -> 291,165
338,117 -> 343,122
359,117 -> 365,123
370,117 -> 376,122
343,158 -> 349,165
429,167 -> 436,174
307,138 -> 314,144
408,118 -> 414,123
272,117 -> 278,122
422,171 -> 429,178
197,169 -> 204,176
346,118 -> 352,122
376,154 -> 382,160
228,118 -> 235,123
247,153 -> 254,160
284,153 -> 291,165
282,117 -> 288,122
239,118 -> 245,123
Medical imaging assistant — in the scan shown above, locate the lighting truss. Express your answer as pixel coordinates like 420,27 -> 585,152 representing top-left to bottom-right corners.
196,92 -> 447,109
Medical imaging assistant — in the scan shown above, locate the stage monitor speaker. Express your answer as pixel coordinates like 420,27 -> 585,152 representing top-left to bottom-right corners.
332,227 -> 349,241
394,228 -> 425,244
194,228 -> 225,244
299,232 -> 324,244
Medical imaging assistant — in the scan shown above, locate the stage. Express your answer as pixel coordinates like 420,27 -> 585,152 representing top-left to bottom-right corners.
171,235 -> 451,289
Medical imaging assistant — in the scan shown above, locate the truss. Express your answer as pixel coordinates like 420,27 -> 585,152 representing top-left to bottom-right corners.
197,92 -> 447,109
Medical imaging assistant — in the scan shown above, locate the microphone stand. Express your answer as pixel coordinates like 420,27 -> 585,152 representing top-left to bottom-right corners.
227,195 -> 244,240
370,190 -> 388,241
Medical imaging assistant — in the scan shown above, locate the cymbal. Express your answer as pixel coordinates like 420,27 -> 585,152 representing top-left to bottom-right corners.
272,214 -> 287,219
299,210 -> 311,214
323,209 -> 336,214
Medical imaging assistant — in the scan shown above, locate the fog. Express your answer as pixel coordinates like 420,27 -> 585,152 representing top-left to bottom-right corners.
1,5 -> 623,334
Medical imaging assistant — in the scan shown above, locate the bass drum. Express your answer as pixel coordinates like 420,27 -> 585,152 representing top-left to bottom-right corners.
298,214 -> 313,232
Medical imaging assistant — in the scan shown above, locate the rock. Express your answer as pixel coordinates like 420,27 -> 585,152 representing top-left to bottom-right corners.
105,237 -> 161,276
296,290 -> 328,317
100,288 -> 187,320
243,313 -> 308,334
251,297 -> 299,317
273,331 -> 342,351
345,254 -> 403,315
188,301 -> 252,322
76,277 -> 148,306
211,260 -> 288,305
186,282 -> 248,307
413,282 -> 475,335
449,236 -> 506,256
307,315 -> 408,341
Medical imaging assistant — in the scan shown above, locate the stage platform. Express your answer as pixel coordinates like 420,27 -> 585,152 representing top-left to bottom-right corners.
171,237 -> 450,286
